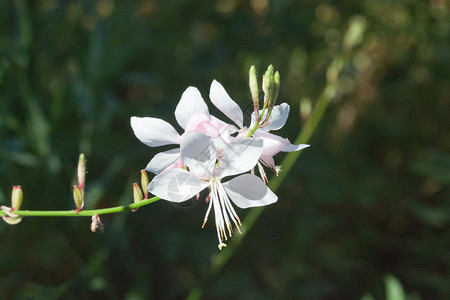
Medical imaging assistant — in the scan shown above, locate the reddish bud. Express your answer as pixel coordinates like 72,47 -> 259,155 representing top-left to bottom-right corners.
91,215 -> 104,233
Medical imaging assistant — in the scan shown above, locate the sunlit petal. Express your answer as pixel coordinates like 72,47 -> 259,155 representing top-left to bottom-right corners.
130,117 -> 180,147
209,80 -> 243,128
220,138 -> 263,178
257,132 -> 290,156
148,168 -> 207,203
250,103 -> 290,131
145,148 -> 180,174
282,143 -> 310,152
175,87 -> 209,129
181,132 -> 217,177
223,174 -> 278,208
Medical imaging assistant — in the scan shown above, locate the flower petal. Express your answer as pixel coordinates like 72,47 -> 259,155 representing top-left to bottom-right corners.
175,87 -> 210,129
265,103 -> 290,131
220,137 -> 263,178
222,174 -> 278,208
184,113 -> 219,138
250,103 -> 290,131
259,154 -> 276,172
180,132 -> 217,177
257,132 -> 291,156
209,80 -> 243,128
148,168 -> 207,203
282,143 -> 310,152
145,148 -> 181,174
130,117 -> 180,147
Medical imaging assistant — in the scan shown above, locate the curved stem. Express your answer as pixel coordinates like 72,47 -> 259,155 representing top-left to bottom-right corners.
0,196 -> 161,217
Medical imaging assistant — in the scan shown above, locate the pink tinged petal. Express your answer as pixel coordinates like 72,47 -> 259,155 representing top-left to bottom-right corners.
282,143 -> 310,152
210,116 -> 238,135
259,154 -> 277,173
258,132 -> 291,156
148,168 -> 207,203
130,117 -> 180,147
222,174 -> 278,208
219,138 -> 263,178
209,80 -> 243,128
180,132 -> 217,177
145,148 -> 180,174
175,87 -> 210,129
184,113 -> 220,138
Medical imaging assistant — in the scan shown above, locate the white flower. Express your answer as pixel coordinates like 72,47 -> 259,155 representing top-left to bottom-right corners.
148,132 -> 277,249
209,80 -> 309,179
130,86 -> 236,174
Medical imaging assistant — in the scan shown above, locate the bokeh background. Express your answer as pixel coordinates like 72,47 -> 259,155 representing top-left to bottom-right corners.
1,0 -> 449,299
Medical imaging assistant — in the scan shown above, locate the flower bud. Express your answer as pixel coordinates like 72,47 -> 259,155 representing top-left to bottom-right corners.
77,153 -> 86,191
270,71 -> 280,111
262,65 -> 274,96
249,65 -> 259,106
1,186 -> 24,225
132,183 -> 143,212
133,183 -> 143,203
11,186 -> 23,211
91,215 -> 104,233
73,185 -> 84,212
140,170 -> 149,199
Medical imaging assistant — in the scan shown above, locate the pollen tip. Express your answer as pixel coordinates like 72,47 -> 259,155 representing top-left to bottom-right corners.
218,243 -> 227,250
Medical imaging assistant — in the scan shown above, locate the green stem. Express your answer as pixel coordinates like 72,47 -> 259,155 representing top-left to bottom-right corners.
247,101 -> 268,137
1,196 -> 160,217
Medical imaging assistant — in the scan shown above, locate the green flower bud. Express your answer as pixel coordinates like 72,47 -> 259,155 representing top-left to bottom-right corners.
11,186 -> 23,211
262,65 -> 274,96
73,185 -> 84,212
140,170 -> 149,200
249,65 -> 259,106
270,71 -> 280,110
132,183 -> 143,212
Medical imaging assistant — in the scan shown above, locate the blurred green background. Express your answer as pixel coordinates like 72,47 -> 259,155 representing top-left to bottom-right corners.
1,0 -> 449,299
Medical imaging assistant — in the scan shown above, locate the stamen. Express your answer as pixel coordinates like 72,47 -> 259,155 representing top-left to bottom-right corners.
217,182 -> 242,229
202,193 -> 213,228
257,161 -> 268,184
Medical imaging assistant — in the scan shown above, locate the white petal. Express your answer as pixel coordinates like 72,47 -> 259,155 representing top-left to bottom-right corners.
130,117 -> 180,147
222,174 -> 278,208
209,80 -> 243,128
145,148 -> 180,174
148,168 -> 207,203
250,103 -> 290,131
180,132 -> 217,177
175,87 -> 210,129
220,138 -> 263,178
258,132 -> 291,156
282,143 -> 310,152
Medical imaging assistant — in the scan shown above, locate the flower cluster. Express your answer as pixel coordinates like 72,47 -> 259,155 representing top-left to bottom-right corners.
131,66 -> 309,249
